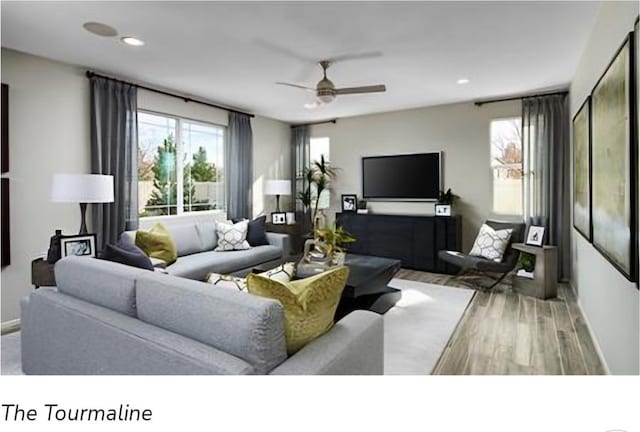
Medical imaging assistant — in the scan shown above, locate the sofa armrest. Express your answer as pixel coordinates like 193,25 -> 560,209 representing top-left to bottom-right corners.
269,310 -> 384,375
266,232 -> 290,257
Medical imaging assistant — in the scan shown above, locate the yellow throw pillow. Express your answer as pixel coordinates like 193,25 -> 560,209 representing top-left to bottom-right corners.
135,223 -> 178,265
246,266 -> 349,355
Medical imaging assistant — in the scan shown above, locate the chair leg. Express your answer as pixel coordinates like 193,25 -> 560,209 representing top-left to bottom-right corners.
487,271 -> 509,289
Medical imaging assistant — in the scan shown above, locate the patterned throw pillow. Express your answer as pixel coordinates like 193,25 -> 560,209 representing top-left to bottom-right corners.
215,220 -> 251,251
247,266 -> 349,355
206,262 -> 296,291
469,224 -> 513,262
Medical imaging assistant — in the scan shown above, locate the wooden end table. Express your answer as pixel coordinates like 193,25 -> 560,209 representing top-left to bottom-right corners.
266,222 -> 303,254
32,258 -> 56,288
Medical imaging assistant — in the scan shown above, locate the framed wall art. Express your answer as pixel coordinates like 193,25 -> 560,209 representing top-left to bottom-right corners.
590,32 -> 637,282
572,97 -> 592,241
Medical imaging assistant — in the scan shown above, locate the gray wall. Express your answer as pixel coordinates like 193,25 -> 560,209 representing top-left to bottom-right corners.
311,100 -> 522,252
0,48 -> 289,324
569,1 -> 639,374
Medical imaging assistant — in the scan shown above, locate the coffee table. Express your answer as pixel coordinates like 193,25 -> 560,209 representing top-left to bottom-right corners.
254,253 -> 402,320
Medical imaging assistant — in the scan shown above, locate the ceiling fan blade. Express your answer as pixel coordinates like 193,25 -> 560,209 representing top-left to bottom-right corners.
335,85 -> 386,95
326,51 -> 383,64
275,82 -> 316,92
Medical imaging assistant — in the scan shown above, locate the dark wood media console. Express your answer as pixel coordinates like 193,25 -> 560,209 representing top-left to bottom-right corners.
336,212 -> 462,274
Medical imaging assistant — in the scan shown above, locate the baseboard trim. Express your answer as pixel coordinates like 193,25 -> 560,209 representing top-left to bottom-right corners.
569,282 -> 611,375
1,319 -> 20,335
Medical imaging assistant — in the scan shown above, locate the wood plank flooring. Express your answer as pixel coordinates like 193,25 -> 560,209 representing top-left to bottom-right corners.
396,269 -> 606,375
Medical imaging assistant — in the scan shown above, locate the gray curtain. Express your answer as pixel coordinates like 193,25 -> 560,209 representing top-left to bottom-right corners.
291,125 -> 310,232
226,112 -> 253,220
90,76 -> 138,251
522,94 -> 570,280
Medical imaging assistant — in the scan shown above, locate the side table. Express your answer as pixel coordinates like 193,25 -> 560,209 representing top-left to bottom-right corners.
32,257 -> 56,288
511,243 -> 557,300
266,222 -> 303,254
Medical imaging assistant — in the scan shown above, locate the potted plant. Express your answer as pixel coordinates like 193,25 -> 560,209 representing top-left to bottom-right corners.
435,188 -> 460,216
357,199 -> 368,213
314,223 -> 357,266
296,155 -> 337,233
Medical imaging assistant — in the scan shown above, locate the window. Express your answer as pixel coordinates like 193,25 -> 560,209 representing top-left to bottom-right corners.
309,137 -> 330,209
490,118 -> 523,215
138,111 -> 225,217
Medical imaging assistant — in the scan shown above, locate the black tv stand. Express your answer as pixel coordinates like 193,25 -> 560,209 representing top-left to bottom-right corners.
336,212 -> 462,274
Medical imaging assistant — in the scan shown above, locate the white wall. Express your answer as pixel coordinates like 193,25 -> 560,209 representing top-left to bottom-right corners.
311,100 -> 522,251
0,48 -> 289,324
569,1 -> 639,374
1,48 -> 91,324
252,116 -> 291,218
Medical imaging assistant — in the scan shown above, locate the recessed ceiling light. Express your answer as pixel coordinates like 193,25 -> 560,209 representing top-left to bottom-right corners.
83,22 -> 118,37
121,37 -> 145,46
457,78 -> 470,85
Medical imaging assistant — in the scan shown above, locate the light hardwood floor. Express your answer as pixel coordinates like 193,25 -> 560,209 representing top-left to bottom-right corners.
396,269 -> 606,375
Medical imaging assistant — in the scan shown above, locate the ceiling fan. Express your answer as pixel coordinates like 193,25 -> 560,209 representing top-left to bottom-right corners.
276,60 -> 386,108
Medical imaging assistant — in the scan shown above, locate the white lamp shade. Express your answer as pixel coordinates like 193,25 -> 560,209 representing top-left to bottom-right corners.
264,180 -> 291,196
51,174 -> 114,203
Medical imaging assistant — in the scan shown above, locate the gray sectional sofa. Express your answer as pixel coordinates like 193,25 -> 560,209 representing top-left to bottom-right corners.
20,257 -> 384,375
121,218 -> 289,280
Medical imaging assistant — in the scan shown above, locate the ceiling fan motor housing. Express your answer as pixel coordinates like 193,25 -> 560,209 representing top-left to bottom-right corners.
317,77 -> 336,102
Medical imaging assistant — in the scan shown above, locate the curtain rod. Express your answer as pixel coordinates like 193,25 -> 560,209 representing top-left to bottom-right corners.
290,119 -> 337,128
474,90 -> 569,107
85,71 -> 255,118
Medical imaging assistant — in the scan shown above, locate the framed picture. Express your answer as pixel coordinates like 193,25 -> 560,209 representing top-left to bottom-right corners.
572,97 -> 592,241
525,226 -> 545,247
60,234 -> 97,258
341,194 -> 357,212
270,212 -> 286,225
1,179 -> 9,267
591,33 -> 637,282
435,204 -> 451,216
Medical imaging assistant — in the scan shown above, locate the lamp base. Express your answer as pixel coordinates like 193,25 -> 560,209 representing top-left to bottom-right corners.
79,202 -> 88,234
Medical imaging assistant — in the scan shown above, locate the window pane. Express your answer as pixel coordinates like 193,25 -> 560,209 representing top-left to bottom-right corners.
491,118 -> 523,215
182,121 -> 225,212
310,137 -> 330,209
138,112 -> 178,216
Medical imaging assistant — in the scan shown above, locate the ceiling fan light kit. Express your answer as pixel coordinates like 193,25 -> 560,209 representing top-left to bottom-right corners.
277,58 -> 386,107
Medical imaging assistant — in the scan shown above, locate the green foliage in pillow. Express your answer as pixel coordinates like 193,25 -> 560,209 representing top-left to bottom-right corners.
246,266 -> 349,355
135,223 -> 177,265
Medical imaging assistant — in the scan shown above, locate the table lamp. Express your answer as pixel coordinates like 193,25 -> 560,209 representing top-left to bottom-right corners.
51,174 -> 114,234
264,180 -> 291,213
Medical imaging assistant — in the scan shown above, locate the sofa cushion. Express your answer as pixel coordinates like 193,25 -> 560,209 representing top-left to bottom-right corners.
196,221 -> 218,251
166,245 -> 282,280
163,223 -> 203,256
54,256 -> 145,317
102,239 -> 154,271
135,271 -> 287,374
135,223 -> 178,265
246,266 -> 349,355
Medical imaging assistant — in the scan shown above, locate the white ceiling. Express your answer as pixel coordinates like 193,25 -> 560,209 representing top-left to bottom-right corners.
1,1 -> 599,123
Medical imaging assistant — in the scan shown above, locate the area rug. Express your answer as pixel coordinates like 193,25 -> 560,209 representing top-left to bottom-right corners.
384,278 -> 474,375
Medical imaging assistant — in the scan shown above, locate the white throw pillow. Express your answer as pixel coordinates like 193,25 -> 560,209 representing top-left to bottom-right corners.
469,224 -> 513,262
206,262 -> 296,292
215,220 -> 251,251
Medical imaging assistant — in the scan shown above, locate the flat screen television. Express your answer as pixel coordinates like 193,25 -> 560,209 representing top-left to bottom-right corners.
362,152 -> 441,201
